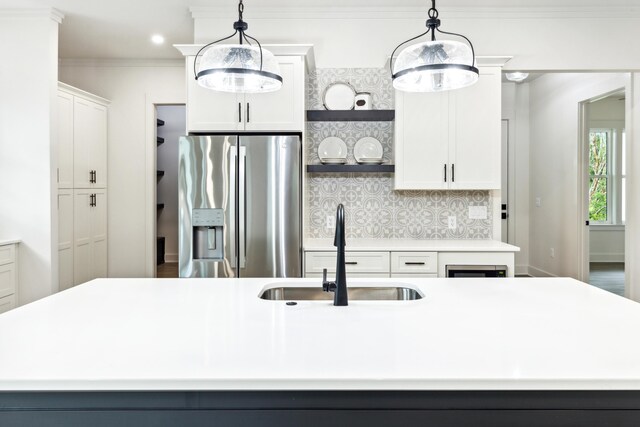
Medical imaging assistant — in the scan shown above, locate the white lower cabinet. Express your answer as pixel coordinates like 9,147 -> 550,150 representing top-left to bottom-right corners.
73,189 -> 107,286
0,243 -> 18,314
305,252 -> 390,277
59,189 -> 107,289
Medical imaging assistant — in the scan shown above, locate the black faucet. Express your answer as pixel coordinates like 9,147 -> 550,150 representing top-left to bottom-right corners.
322,204 -> 348,306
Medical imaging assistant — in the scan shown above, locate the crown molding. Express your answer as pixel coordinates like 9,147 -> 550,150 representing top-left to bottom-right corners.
58,58 -> 184,68
190,6 -> 640,20
58,82 -> 110,105
0,8 -> 64,23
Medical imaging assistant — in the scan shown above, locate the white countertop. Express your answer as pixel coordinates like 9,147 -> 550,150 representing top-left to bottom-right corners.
0,239 -> 20,246
305,238 -> 520,252
1,276 -> 639,391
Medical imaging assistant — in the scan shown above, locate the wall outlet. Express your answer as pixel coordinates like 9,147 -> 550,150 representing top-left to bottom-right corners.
535,197 -> 542,208
550,248 -> 555,258
468,205 -> 487,220
326,215 -> 335,229
448,216 -> 457,230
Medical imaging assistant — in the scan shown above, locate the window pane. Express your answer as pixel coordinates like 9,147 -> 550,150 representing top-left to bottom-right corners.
622,130 -> 626,176
589,131 -> 608,175
622,177 -> 626,224
589,176 -> 608,222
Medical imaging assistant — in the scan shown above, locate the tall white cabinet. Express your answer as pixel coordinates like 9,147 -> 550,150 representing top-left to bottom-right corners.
394,67 -> 502,190
57,83 -> 109,290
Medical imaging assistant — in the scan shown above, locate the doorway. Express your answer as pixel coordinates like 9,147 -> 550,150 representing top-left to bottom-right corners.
155,104 -> 186,278
581,91 -> 626,296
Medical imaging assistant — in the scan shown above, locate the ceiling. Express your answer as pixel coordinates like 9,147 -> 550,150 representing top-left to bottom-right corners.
1,0 -> 639,59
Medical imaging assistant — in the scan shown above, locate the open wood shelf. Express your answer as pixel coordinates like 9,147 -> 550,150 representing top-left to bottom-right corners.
157,203 -> 165,209
306,164 -> 395,173
157,137 -> 164,146
157,119 -> 165,126
157,171 -> 165,177
306,110 -> 395,122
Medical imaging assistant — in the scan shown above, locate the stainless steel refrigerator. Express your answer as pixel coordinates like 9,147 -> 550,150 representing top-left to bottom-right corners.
178,135 -> 302,278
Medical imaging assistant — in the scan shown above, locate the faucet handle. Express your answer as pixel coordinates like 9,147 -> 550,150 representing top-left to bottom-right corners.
322,268 -> 336,293
322,268 -> 327,284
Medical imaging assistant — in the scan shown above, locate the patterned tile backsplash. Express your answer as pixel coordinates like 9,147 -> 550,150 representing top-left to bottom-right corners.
305,68 -> 493,240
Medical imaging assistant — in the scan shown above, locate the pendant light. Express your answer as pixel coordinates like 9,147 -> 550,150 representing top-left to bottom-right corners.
194,0 -> 282,93
390,0 -> 478,92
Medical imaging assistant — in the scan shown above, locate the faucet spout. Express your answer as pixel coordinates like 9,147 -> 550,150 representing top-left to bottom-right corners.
331,204 -> 348,306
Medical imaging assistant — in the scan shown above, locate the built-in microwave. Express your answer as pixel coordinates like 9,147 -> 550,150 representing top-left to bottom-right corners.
446,265 -> 507,278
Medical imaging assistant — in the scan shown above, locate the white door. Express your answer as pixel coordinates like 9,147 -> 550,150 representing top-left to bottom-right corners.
73,189 -> 92,285
74,98 -> 107,188
449,67 -> 501,190
394,90 -> 449,190
244,56 -> 304,132
91,189 -> 108,279
58,189 -> 74,291
186,56 -> 243,132
57,91 -> 74,189
501,120 -> 509,242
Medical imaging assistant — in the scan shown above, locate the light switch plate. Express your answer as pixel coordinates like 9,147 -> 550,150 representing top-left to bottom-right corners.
468,206 -> 487,220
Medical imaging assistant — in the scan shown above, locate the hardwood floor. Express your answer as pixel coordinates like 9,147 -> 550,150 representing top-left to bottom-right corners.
589,262 -> 625,296
157,262 -> 179,278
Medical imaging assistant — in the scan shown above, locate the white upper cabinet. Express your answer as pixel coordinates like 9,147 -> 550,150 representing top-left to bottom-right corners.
394,66 -> 501,190
186,55 -> 305,133
58,83 -> 109,189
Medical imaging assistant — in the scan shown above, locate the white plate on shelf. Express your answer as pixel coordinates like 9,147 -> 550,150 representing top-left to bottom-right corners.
322,82 -> 356,110
318,137 -> 348,160
356,159 -> 386,165
354,137 -> 383,162
320,158 -> 348,164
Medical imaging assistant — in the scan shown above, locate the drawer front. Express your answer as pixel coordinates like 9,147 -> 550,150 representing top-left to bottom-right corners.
391,273 -> 438,278
305,251 -> 390,274
0,263 -> 16,299
0,244 -> 15,266
0,294 -> 15,315
305,272 -> 390,279
391,252 -> 437,274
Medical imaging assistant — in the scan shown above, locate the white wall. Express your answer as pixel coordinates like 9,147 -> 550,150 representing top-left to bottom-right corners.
528,73 -> 628,278
501,82 -> 530,275
58,61 -> 185,278
156,105 -> 185,263
193,7 -> 640,70
0,11 -> 61,305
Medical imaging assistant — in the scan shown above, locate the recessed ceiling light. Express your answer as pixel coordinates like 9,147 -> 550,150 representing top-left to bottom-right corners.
151,34 -> 165,45
505,72 -> 529,83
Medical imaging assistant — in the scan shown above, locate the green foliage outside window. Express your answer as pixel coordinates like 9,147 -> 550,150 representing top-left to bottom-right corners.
589,131 -> 608,222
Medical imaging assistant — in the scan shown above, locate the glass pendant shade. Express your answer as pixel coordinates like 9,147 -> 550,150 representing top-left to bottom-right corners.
196,44 -> 282,93
392,39 -> 478,92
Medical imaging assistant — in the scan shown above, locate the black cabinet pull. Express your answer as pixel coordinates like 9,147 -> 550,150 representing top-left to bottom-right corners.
452,164 -> 455,182
404,262 -> 426,265
89,194 -> 96,207
345,261 -> 358,265
238,102 -> 242,123
444,164 -> 447,182
246,103 -> 250,123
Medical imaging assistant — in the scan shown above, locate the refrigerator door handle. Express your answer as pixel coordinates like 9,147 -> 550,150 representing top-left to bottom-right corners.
229,146 -> 237,269
238,146 -> 247,269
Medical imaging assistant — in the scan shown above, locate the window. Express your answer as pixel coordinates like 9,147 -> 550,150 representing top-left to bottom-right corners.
588,128 -> 625,225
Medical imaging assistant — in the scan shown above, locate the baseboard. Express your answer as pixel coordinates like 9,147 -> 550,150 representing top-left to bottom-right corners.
165,253 -> 178,263
590,253 -> 624,263
527,265 -> 557,278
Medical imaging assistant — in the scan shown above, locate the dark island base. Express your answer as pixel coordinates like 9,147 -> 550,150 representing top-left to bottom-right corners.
2,390 -> 640,426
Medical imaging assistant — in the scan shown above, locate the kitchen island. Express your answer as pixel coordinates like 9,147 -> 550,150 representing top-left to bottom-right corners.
1,277 -> 640,426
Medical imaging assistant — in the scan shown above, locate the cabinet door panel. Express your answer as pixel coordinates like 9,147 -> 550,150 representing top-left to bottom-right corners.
245,56 -> 304,131
449,68 -> 501,190
91,190 -> 108,279
394,90 -> 449,189
186,56 -> 243,132
58,190 -> 74,291
74,98 -> 107,188
73,189 -> 92,285
0,295 -> 15,315
57,91 -> 74,189
0,264 -> 16,299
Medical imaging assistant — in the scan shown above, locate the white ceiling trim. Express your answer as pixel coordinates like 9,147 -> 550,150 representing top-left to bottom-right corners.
58,58 -> 184,68
0,8 -> 64,23
190,6 -> 640,20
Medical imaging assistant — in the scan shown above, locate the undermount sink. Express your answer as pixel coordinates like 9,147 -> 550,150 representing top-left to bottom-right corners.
259,284 -> 423,301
